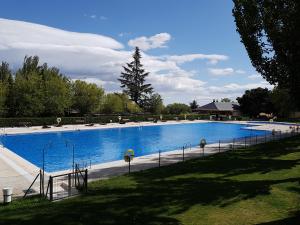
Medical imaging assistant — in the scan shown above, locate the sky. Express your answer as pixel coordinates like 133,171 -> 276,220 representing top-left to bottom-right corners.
0,0 -> 272,105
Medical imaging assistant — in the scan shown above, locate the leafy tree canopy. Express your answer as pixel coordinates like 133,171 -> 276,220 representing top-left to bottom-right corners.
165,103 -> 191,115
237,87 -> 274,117
72,80 -> 104,115
271,87 -> 296,118
221,98 -> 232,103
233,0 -> 300,108
0,82 -> 7,115
146,93 -> 164,114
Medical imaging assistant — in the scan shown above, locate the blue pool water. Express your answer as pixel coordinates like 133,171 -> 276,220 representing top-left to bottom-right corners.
0,122 -> 268,172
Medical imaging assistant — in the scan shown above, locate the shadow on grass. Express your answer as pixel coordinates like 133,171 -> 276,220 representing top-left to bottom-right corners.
256,211 -> 300,225
0,136 -> 299,225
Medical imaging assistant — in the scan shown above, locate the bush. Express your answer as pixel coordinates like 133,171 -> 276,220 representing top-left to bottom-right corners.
0,114 -> 211,127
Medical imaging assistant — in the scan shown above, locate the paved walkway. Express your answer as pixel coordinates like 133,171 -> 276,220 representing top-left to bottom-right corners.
0,145 -> 40,201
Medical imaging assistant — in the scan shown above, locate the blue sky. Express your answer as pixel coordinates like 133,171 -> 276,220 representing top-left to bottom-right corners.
0,0 -> 271,104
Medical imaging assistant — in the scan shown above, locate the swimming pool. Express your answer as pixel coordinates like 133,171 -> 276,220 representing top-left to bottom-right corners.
0,122 -> 268,172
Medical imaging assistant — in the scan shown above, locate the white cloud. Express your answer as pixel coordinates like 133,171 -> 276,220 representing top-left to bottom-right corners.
248,74 -> 262,79
168,54 -> 228,65
0,18 -> 270,105
100,16 -> 107,20
236,69 -> 246,74
128,33 -> 171,51
208,67 -> 235,76
208,68 -> 248,76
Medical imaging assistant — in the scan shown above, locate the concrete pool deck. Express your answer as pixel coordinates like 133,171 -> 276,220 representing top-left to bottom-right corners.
0,120 -> 298,200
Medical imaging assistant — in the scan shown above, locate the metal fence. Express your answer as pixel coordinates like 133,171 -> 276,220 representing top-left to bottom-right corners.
86,128 -> 300,181
46,168 -> 88,201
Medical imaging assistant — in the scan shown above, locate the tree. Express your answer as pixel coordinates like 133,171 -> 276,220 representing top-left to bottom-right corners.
165,103 -> 191,115
221,98 -> 231,103
146,93 -> 164,114
72,80 -> 104,115
101,93 -> 141,114
117,93 -> 142,113
0,62 -> 14,116
0,82 -> 6,115
119,47 -> 153,108
237,87 -> 273,117
12,56 -> 73,117
14,56 -> 45,116
41,64 -> 72,116
271,87 -> 296,118
101,93 -> 124,114
189,100 -> 198,110
233,0 -> 300,108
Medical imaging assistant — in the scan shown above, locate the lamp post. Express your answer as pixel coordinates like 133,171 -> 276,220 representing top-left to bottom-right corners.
124,149 -> 134,174
200,138 -> 207,157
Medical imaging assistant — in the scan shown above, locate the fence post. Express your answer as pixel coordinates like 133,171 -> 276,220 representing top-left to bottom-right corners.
74,164 -> 77,187
219,140 -> 220,153
245,137 -> 247,148
279,131 -> 281,139
39,169 -> 42,196
255,135 -> 257,145
68,174 -> 71,196
49,176 -> 53,201
265,131 -> 267,143
158,150 -> 161,167
182,146 -> 185,162
232,138 -> 235,151
128,160 -> 131,174
84,169 -> 88,193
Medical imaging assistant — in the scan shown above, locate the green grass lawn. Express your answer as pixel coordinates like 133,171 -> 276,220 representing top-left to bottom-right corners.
1,136 -> 300,225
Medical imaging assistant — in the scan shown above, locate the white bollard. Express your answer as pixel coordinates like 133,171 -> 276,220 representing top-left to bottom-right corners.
3,188 -> 13,204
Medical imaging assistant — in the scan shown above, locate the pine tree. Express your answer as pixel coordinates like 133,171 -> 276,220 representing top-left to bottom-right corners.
189,100 -> 198,110
119,47 -> 153,107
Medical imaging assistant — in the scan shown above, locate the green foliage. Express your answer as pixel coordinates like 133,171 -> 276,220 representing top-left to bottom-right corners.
189,100 -> 198,110
233,0 -> 300,108
0,82 -> 7,115
0,114 -> 210,127
0,62 -> 13,116
14,58 -> 45,116
221,98 -> 231,103
101,93 -> 142,114
146,93 -> 164,114
126,100 -> 142,113
237,87 -> 274,117
165,103 -> 191,114
119,47 -> 153,107
12,56 -> 74,117
42,67 -> 72,116
271,87 -> 296,118
237,86 -> 298,119
72,80 -> 104,115
101,93 -> 125,114
0,55 -> 180,118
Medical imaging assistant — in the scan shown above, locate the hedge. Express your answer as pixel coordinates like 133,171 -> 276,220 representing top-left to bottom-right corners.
0,114 -> 211,127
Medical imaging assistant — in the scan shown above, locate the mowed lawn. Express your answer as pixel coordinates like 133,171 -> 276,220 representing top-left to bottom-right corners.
0,136 -> 300,225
